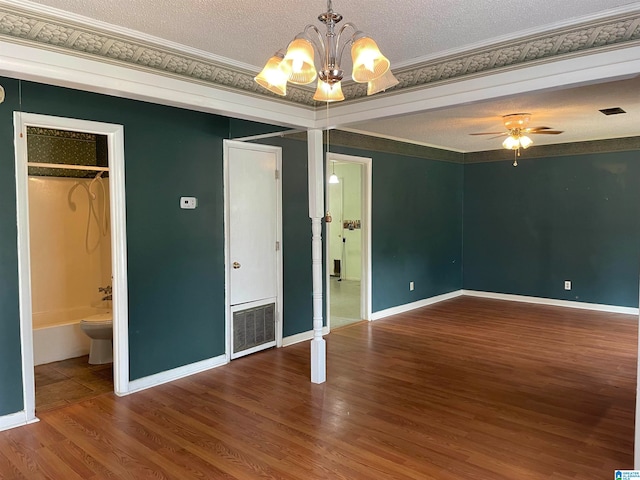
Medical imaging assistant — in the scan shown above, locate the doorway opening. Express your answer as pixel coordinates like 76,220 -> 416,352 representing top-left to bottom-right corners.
326,152 -> 372,330
15,113 -> 129,423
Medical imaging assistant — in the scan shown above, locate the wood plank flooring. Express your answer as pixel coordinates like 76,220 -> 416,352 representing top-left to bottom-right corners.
0,296 -> 636,479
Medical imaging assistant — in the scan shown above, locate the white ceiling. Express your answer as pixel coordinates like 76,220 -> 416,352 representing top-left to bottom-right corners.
22,0 -> 640,152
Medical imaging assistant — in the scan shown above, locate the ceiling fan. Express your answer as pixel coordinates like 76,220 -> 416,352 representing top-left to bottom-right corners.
470,113 -> 563,165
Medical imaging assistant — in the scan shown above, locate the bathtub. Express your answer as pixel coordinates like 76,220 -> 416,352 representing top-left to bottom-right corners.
32,306 -> 111,366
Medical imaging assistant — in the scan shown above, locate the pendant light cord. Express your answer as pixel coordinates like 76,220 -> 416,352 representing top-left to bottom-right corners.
326,100 -> 330,154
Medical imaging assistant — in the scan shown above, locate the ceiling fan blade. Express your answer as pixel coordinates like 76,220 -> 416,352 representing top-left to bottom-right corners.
531,130 -> 564,135
469,132 -> 507,136
526,126 -> 553,131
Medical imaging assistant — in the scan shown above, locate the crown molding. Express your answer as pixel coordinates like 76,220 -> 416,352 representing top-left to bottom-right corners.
0,2 -> 638,107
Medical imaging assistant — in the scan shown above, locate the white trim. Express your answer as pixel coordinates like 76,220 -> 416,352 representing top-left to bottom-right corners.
14,113 -> 130,422
325,44 -> 640,130
0,41 -> 314,130
339,127 -> 467,153
369,290 -> 638,322
0,411 -> 39,433
223,140 -> 283,363
462,290 -> 640,315
231,129 -> 302,142
1,34 -> 639,137
282,326 -> 330,347
325,152 -> 373,332
371,290 -> 464,321
127,355 -> 227,395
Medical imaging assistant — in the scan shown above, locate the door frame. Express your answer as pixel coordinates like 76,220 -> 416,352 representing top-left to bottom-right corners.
223,140 -> 283,361
14,112 -> 129,424
325,152 -> 372,328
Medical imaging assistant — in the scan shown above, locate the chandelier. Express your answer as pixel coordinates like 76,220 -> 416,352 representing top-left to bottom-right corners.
254,0 -> 398,102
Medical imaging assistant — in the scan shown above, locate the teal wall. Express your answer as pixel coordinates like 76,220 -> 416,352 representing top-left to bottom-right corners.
327,145 -> 464,312
1,76 -> 636,419
0,77 -> 229,414
464,151 -> 640,307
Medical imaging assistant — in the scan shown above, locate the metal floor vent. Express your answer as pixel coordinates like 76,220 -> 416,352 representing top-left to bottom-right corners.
233,303 -> 275,355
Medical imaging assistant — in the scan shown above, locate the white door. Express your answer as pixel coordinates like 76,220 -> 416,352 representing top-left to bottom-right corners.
224,140 -> 282,359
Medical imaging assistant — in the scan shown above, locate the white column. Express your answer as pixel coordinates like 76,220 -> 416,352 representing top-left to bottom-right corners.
308,129 -> 326,384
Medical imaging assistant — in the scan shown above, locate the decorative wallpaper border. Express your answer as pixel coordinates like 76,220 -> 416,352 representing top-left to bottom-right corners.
0,4 -> 639,107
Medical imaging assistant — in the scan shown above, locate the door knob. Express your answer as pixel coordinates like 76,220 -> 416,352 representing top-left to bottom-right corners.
233,261 -> 241,269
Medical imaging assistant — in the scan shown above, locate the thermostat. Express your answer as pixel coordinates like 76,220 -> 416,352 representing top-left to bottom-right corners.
180,196 -> 197,209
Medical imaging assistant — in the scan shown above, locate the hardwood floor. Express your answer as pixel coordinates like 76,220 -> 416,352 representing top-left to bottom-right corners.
0,296 -> 636,479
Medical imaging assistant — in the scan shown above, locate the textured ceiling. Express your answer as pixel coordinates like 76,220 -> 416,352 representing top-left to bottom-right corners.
24,0 -> 637,68
9,0 -> 640,152
346,76 -> 640,152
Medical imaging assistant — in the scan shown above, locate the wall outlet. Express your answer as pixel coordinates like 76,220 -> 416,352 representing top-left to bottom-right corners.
180,196 -> 197,209
409,281 -> 414,291
564,280 -> 571,290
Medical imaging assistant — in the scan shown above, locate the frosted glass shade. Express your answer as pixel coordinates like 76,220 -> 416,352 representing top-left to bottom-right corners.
282,38 -> 317,85
502,135 -> 533,150
329,173 -> 339,184
502,135 -> 520,150
313,79 -> 345,102
351,36 -> 390,83
367,69 -> 399,95
254,55 -> 288,96
519,135 -> 533,149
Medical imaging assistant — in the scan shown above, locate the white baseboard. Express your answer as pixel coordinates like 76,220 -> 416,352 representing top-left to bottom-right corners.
0,411 -> 39,432
282,326 -> 330,347
125,354 -> 228,395
462,290 -> 639,315
371,290 -> 464,321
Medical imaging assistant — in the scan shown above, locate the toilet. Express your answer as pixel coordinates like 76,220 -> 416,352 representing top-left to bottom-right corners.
80,313 -> 113,364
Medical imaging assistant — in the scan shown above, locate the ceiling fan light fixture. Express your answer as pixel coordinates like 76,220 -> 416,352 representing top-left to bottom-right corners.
502,135 -> 520,150
503,113 -> 531,130
502,133 -> 533,150
519,135 -> 533,149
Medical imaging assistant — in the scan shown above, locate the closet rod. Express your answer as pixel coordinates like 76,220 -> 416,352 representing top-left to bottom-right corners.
27,162 -> 109,172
